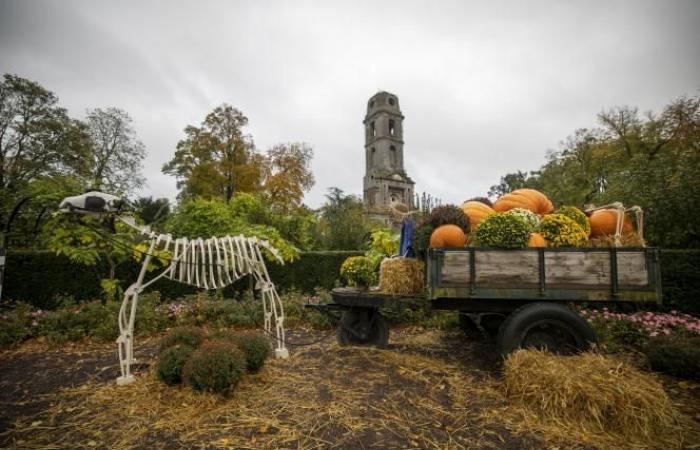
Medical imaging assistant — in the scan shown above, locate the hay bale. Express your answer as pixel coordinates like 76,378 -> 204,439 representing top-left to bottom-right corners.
504,349 -> 679,440
379,257 -> 425,295
588,232 -> 646,247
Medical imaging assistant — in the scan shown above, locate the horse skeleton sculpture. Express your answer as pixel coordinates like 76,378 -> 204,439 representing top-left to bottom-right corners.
60,192 -> 289,385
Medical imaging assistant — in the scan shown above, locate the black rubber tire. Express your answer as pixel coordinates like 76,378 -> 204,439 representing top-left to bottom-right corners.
498,302 -> 597,355
336,309 -> 389,348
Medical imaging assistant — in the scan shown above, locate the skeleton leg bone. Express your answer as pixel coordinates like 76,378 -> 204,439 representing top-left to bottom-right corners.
113,231 -> 288,385
116,286 -> 138,385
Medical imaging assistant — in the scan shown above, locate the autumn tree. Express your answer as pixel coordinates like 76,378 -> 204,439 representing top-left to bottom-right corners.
487,170 -> 530,198
264,143 -> 314,213
0,74 -> 94,247
489,93 -> 700,247
133,196 -> 171,231
317,187 -> 372,250
162,104 -> 265,202
82,107 -> 146,195
0,74 -> 88,222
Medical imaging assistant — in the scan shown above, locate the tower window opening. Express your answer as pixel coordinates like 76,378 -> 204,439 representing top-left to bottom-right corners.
388,97 -> 395,106
370,121 -> 376,137
389,119 -> 395,136
369,100 -> 375,108
390,145 -> 396,165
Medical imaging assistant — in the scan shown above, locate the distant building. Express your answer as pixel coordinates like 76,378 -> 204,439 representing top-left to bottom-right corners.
362,91 -> 415,224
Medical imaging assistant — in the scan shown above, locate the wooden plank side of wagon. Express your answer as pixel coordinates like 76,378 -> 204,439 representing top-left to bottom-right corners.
331,287 -> 425,308
428,248 -> 661,305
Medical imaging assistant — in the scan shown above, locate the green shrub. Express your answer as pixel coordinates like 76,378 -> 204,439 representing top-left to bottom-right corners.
157,344 -> 194,385
590,316 -> 648,351
555,206 -> 591,236
659,250 -> 700,315
134,293 -> 170,334
159,326 -> 206,352
182,340 -> 246,394
644,335 -> 700,380
507,208 -> 540,232
86,301 -> 120,341
424,205 -> 469,233
475,213 -> 531,248
36,298 -> 165,346
340,256 -> 377,287
233,332 -> 272,372
412,224 -> 434,257
538,214 -> 588,247
422,311 -> 460,330
368,229 -> 399,258
275,290 -> 329,329
39,303 -> 109,345
0,303 -> 35,348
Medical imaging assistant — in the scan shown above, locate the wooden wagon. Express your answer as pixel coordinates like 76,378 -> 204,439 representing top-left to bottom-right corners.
316,247 -> 662,354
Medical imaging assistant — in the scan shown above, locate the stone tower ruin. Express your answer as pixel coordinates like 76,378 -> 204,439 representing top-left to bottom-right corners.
362,91 -> 415,224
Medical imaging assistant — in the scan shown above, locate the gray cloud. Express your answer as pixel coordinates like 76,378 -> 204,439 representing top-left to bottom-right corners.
2,0 -> 698,207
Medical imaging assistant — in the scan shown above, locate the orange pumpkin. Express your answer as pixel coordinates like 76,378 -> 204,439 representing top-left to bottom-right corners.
461,201 -> 495,229
528,232 -> 547,247
493,189 -> 554,215
429,224 -> 467,248
589,209 -> 633,237
492,195 -> 536,213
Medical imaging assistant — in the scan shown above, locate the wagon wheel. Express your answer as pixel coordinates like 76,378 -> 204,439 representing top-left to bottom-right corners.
336,308 -> 389,348
498,302 -> 597,355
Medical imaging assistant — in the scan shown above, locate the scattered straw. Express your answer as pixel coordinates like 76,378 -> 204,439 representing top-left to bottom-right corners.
4,332 -> 700,449
494,349 -> 697,449
378,257 -> 425,295
4,333 -> 524,449
588,232 -> 646,248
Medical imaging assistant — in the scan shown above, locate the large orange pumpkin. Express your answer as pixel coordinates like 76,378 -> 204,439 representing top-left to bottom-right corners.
461,201 -> 495,230
589,209 -> 634,237
429,224 -> 467,248
493,189 -> 554,215
528,232 -> 547,247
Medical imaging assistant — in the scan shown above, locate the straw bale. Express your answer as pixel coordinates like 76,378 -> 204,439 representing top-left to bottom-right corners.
378,257 -> 425,295
503,349 -> 683,444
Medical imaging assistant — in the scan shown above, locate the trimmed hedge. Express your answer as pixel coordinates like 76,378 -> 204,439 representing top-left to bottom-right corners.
3,249 -> 699,314
2,250 -> 361,309
659,249 -> 700,315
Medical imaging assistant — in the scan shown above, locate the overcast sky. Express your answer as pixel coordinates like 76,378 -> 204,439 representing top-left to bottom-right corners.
1,0 -> 698,207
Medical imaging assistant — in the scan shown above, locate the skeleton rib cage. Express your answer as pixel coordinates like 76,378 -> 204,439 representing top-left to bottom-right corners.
163,234 -> 281,289
116,231 -> 288,385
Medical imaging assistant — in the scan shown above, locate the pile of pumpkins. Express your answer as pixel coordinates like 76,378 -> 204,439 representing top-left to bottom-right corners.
428,188 -> 633,249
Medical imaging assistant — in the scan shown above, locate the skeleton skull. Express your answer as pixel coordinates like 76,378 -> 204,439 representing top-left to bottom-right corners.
59,191 -> 125,215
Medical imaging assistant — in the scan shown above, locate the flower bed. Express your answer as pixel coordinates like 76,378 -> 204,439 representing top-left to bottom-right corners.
582,307 -> 700,380
583,308 -> 700,338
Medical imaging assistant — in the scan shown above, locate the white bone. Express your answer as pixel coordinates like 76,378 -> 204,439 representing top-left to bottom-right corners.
113,226 -> 289,385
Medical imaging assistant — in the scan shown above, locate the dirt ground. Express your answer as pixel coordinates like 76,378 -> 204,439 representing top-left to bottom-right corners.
0,328 -> 698,449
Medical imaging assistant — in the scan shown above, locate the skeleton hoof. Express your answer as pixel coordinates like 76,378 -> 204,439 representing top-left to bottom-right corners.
274,348 -> 290,359
116,374 -> 136,385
